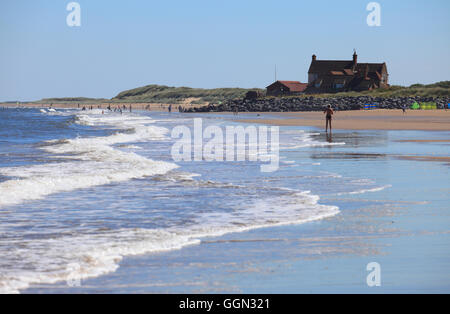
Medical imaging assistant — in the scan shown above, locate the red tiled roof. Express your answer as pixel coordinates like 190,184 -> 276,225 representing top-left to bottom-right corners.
277,81 -> 308,92
343,69 -> 354,75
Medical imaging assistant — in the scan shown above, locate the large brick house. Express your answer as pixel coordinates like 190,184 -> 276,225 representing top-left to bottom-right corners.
306,51 -> 389,93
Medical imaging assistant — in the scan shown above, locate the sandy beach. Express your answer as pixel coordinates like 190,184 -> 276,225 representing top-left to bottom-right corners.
236,109 -> 450,131
4,104 -> 449,131
0,98 -> 205,112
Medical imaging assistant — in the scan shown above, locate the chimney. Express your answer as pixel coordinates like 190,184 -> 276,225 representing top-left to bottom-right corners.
352,50 -> 357,65
312,54 -> 316,61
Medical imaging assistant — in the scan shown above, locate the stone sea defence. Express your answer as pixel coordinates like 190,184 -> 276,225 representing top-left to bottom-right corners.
187,96 -> 450,112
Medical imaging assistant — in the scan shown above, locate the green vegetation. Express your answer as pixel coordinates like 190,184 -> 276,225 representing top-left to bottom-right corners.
297,81 -> 450,98
31,81 -> 449,105
112,85 -> 264,104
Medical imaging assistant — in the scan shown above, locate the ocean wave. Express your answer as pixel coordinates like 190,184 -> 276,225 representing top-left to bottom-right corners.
0,111 -> 343,293
0,190 -> 338,294
333,184 -> 392,196
0,112 -> 178,207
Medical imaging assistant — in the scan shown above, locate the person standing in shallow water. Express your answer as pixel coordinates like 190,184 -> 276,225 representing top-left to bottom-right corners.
323,105 -> 334,133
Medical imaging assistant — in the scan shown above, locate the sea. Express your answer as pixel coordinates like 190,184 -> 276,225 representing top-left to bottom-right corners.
0,107 -> 448,293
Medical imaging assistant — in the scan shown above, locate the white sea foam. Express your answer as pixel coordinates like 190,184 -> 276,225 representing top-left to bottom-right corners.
0,189 -> 338,294
283,142 -> 345,149
334,184 -> 392,196
281,131 -> 345,149
0,112 -> 342,293
192,191 -> 340,234
0,112 -> 178,207
0,228 -> 200,294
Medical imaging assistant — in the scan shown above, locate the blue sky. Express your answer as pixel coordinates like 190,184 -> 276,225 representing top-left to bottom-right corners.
1,0 -> 449,101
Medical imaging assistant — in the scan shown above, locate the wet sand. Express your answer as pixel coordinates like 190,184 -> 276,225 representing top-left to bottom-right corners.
395,139 -> 450,143
0,100 -> 205,112
395,155 -> 450,163
235,109 -> 450,131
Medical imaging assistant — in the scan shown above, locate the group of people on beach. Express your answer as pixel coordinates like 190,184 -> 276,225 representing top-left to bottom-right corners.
81,105 -> 94,111
79,104 -> 133,114
141,104 -> 185,113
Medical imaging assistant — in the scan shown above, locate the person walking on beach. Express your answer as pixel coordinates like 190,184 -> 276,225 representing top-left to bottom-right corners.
323,105 -> 334,133
402,104 -> 407,114
168,104 -> 172,113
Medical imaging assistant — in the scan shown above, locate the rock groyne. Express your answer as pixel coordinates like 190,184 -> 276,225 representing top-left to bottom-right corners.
187,96 -> 450,112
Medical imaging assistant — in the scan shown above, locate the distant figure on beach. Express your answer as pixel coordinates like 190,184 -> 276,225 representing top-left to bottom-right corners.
234,106 -> 238,116
178,105 -> 183,113
402,104 -> 407,114
129,105 -> 132,112
82,106 -> 86,111
168,104 -> 172,113
323,105 -> 334,133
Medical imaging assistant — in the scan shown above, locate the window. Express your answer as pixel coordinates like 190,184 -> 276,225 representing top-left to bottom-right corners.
334,79 -> 345,89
